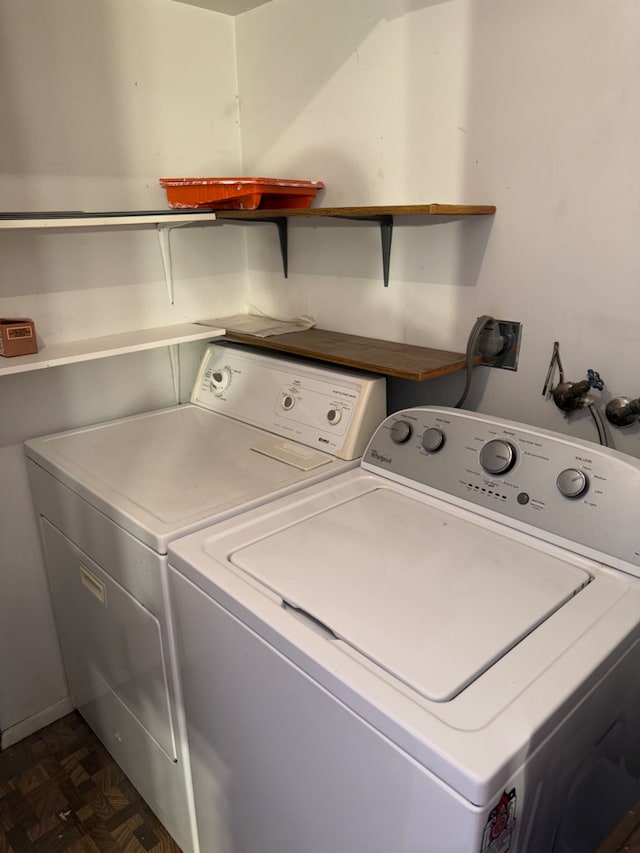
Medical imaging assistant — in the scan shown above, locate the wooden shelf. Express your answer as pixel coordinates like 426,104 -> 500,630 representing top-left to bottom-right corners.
221,327 -> 476,382
215,203 -> 496,285
214,204 -> 495,220
0,323 -> 224,378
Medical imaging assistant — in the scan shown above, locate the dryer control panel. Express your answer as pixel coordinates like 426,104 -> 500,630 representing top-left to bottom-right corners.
192,344 -> 386,461
363,406 -> 640,574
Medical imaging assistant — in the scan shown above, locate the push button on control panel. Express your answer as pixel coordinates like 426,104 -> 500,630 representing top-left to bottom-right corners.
327,409 -> 342,425
281,394 -> 295,410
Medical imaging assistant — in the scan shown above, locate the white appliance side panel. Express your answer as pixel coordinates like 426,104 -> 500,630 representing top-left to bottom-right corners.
25,406 -> 353,552
170,568 -> 487,853
26,460 -> 166,615
30,476 -> 199,852
40,519 -> 177,760
517,638 -> 640,852
231,487 -> 590,702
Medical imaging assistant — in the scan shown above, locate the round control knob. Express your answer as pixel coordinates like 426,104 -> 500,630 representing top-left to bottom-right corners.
281,394 -> 295,410
479,439 -> 516,474
557,468 -> 589,498
421,427 -> 445,453
327,408 -> 342,425
209,367 -> 231,395
390,420 -> 412,444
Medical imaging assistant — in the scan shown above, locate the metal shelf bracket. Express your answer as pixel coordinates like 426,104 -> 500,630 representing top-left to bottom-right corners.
234,217 -> 289,278
261,218 -> 289,278
157,225 -> 177,304
218,213 -> 394,283
336,214 -> 394,286
157,221 -> 201,304
378,215 -> 393,287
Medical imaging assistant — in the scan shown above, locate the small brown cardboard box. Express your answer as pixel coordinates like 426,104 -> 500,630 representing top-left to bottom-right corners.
0,318 -> 38,357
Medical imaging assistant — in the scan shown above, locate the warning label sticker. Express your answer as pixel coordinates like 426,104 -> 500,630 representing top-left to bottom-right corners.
480,788 -> 517,853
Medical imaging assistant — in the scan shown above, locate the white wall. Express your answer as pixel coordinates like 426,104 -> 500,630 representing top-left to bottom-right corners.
236,0 -> 640,452
0,0 -> 246,744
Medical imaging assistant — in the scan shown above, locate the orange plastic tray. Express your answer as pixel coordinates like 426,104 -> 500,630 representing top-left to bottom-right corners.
159,177 -> 324,210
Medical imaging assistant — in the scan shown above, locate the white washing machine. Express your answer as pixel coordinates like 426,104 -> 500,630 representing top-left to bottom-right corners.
24,342 -> 385,853
168,405 -> 640,853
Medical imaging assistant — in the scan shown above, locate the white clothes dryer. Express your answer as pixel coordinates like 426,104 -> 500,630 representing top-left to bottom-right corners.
168,405 -> 640,853
24,342 -> 385,853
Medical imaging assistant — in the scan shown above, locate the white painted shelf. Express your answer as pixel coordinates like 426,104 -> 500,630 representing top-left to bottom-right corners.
0,210 -> 219,302
0,323 -> 224,377
0,211 -> 218,230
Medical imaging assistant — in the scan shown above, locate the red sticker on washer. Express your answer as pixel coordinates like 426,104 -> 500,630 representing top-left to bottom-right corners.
480,788 -> 517,853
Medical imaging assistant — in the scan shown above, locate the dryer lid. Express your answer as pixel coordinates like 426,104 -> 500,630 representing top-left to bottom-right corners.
230,487 -> 591,701
25,406 -> 346,551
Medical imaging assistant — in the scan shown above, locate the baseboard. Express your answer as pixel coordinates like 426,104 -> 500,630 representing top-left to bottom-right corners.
1,697 -> 74,750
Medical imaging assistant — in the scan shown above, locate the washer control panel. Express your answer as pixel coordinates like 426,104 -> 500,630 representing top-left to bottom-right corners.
363,406 -> 640,572
192,344 -> 386,461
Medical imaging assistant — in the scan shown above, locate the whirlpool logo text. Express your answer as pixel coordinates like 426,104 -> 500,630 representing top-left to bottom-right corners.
371,449 -> 392,464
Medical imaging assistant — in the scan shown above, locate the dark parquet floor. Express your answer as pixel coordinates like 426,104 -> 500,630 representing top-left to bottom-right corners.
0,712 -> 182,853
598,800 -> 640,853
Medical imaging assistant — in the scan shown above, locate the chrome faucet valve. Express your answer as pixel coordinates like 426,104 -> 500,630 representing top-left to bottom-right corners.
605,397 -> 640,428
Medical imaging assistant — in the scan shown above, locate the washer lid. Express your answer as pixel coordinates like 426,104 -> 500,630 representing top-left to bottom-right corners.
230,488 -> 591,701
